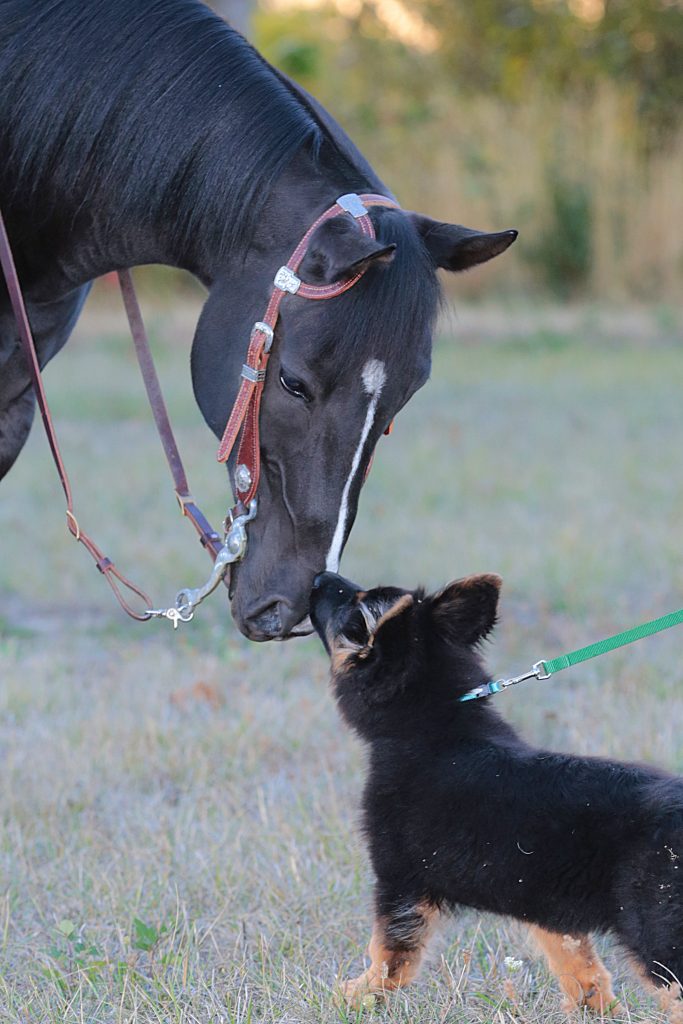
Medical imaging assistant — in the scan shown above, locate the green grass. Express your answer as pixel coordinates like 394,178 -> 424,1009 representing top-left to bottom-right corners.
0,297 -> 681,1022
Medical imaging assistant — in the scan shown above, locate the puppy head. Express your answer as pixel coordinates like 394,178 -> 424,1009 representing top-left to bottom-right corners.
310,571 -> 501,736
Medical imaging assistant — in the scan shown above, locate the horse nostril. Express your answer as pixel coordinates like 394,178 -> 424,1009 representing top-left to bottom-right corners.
248,602 -> 283,638
246,599 -> 306,640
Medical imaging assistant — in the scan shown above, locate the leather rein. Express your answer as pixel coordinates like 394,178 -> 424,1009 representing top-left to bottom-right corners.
0,192 -> 397,626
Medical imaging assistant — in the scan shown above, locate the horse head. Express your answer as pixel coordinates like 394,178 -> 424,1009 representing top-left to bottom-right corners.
191,202 -> 516,640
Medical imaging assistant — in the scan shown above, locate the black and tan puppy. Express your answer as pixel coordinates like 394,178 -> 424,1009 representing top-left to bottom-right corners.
310,570 -> 683,1015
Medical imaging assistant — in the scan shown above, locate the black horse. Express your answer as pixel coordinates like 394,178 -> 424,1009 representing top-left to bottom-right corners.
0,0 -> 517,640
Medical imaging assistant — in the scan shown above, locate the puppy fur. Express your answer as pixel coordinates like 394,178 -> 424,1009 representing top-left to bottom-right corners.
310,571 -> 683,1015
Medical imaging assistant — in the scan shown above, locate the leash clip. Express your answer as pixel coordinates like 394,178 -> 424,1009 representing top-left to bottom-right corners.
460,659 -> 550,702
146,606 -> 194,629
506,661 -> 550,688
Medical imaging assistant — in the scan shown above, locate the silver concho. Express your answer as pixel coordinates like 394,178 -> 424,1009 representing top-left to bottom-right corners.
235,463 -> 252,494
337,193 -> 368,218
273,266 -> 301,294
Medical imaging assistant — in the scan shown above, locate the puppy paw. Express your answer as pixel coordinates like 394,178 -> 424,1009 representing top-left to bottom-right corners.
335,975 -> 379,1011
561,984 -> 622,1017
585,990 -> 623,1017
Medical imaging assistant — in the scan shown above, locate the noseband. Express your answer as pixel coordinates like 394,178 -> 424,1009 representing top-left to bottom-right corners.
0,192 -> 398,625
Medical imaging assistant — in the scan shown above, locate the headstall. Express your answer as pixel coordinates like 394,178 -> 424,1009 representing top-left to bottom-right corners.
0,192 -> 398,626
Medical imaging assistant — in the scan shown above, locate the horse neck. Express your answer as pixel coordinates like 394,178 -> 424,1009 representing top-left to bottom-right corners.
202,146 -> 379,278
17,135 -> 377,303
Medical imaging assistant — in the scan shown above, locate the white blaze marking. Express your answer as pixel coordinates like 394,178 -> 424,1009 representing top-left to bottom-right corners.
325,359 -> 386,572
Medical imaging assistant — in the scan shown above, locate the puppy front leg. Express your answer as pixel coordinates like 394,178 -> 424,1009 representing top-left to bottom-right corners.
342,899 -> 439,1007
529,925 -> 620,1015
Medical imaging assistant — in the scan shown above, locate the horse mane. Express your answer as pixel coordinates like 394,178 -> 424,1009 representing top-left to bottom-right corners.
0,0 -> 334,263
1,0 -> 439,367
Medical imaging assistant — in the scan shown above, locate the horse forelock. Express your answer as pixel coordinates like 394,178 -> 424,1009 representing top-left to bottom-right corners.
316,208 -> 440,393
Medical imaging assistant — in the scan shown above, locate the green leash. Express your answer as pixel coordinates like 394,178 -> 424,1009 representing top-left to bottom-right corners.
460,605 -> 683,702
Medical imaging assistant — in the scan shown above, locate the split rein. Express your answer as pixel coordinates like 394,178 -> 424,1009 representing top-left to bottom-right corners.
0,192 -> 398,625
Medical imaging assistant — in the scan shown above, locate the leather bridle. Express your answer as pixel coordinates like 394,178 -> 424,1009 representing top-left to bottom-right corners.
0,192 -> 398,625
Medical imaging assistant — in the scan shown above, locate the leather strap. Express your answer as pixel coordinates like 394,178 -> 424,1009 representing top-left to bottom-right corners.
216,193 -> 399,516
0,208 -> 226,618
0,191 -> 398,620
0,209 -> 155,618
117,270 -> 224,561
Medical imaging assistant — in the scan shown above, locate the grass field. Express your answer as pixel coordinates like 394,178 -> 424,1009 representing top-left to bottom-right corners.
1,294 -> 681,1023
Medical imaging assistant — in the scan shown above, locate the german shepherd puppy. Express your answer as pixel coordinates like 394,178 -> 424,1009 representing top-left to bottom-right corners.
310,570 -> 683,1015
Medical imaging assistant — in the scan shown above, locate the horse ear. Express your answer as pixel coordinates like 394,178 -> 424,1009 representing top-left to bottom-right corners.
410,214 -> 517,272
300,217 -> 396,284
430,573 -> 502,645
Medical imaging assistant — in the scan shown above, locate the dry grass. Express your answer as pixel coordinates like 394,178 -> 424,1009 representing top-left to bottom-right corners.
0,294 -> 682,1022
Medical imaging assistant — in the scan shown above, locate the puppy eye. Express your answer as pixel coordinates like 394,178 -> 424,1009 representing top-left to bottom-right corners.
343,608 -> 370,646
279,370 -> 311,403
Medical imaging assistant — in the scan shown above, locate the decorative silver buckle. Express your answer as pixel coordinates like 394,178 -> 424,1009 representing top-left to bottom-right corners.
241,365 -> 266,383
252,321 -> 274,352
274,266 -> 301,294
234,463 -> 252,494
337,193 -> 368,218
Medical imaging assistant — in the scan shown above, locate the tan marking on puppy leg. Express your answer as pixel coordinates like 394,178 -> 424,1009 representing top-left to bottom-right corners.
628,955 -> 683,1023
341,903 -> 438,1008
529,925 -> 621,1016
657,982 -> 683,1024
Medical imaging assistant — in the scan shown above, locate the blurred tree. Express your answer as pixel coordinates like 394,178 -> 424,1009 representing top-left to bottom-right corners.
251,0 -> 682,299
413,0 -> 683,143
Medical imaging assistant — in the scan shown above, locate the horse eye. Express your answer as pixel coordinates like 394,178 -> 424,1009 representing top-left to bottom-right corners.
279,370 -> 311,403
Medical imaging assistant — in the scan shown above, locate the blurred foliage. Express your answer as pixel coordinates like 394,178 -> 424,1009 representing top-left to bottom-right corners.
252,0 -> 682,300
526,175 -> 593,297
421,0 -> 683,144
256,0 -> 682,147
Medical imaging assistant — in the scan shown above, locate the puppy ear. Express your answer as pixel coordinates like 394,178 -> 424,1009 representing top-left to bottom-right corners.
430,574 -> 501,645
370,593 -> 413,638
366,593 -> 414,649
359,593 -> 415,704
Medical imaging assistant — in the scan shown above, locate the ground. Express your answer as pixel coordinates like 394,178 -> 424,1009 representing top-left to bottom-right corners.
1,294 -> 681,1023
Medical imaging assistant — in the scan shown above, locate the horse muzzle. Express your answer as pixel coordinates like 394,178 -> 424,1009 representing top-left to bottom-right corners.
237,595 -> 314,641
